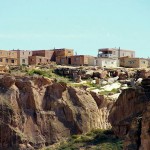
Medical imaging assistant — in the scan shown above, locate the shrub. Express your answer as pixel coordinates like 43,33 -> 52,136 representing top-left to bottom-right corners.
27,69 -> 52,78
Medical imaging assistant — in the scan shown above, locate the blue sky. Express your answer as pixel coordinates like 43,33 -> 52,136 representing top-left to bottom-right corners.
0,0 -> 149,57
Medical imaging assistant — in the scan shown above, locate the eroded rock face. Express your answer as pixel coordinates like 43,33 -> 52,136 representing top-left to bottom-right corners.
109,78 -> 150,150
0,75 -> 113,149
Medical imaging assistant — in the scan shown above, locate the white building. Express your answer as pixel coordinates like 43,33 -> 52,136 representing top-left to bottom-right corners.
95,58 -> 119,68
98,48 -> 135,58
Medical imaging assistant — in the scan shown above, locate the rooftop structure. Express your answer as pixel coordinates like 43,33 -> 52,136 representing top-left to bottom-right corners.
98,48 -> 135,58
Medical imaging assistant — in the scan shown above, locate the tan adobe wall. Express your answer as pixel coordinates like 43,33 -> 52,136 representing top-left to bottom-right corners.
70,56 -> 84,66
0,50 -> 18,65
139,59 -> 148,68
0,58 -> 18,65
70,55 -> 89,66
64,49 -> 74,56
120,58 -> 139,68
54,49 -> 74,57
0,50 -> 17,58
56,56 -> 67,65
88,56 -> 95,66
13,50 -> 32,65
56,56 -> 72,65
32,50 -> 46,57
45,50 -> 55,61
32,50 -> 55,61
120,57 -> 148,68
119,50 -> 135,58
16,50 -> 32,58
28,56 -> 50,65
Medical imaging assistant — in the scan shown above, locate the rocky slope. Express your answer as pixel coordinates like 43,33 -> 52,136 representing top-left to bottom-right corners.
109,78 -> 150,150
0,75 -> 113,150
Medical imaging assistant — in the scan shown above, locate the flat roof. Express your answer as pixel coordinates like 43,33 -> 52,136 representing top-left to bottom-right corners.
98,48 -> 135,52
98,48 -> 116,52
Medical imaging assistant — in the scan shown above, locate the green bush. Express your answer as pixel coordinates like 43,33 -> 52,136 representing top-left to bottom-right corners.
27,69 -> 52,78
55,129 -> 123,150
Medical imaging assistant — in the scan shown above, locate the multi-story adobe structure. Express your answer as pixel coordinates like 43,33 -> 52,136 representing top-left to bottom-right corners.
0,50 -> 18,65
29,50 -> 55,65
120,57 -> 148,68
98,48 -> 135,58
30,48 -> 74,65
12,50 -> 32,65
54,48 -> 74,64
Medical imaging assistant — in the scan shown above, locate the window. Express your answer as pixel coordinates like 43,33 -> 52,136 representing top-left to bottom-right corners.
74,57 -> 79,61
39,59 -> 42,62
23,52 -> 24,55
11,59 -> 14,63
47,59 -> 49,62
6,59 -> 8,63
61,59 -> 65,63
129,60 -> 135,64
0,58 -> 2,62
22,59 -> 25,63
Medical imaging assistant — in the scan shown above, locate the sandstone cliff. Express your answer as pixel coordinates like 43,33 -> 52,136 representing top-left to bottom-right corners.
0,75 -> 113,150
109,78 -> 150,150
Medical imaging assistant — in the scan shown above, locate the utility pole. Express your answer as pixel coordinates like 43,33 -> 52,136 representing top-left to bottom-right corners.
118,47 -> 120,58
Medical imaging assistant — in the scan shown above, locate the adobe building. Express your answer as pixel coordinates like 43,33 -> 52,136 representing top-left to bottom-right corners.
56,56 -> 71,65
54,48 -> 74,57
70,55 -> 95,66
55,48 -> 74,65
32,50 -> 55,61
12,50 -> 32,65
0,50 -> 18,65
120,57 -> 148,68
28,56 -> 50,65
98,48 -> 135,58
56,55 -> 95,66
95,58 -> 119,68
